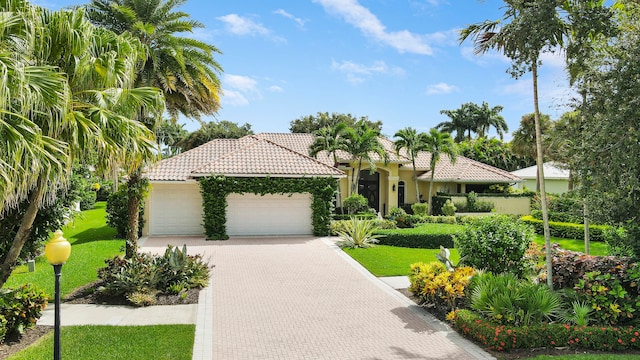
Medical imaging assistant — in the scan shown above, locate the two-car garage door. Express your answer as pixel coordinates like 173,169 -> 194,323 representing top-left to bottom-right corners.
146,183 -> 312,236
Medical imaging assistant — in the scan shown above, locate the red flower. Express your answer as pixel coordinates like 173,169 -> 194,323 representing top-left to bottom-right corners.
635,332 -> 639,337
551,341 -> 556,345
632,338 -> 636,343
618,339 -> 624,344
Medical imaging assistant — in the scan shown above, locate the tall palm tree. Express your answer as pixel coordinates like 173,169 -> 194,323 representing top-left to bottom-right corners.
460,0 -> 566,289
393,127 -> 427,203
341,121 -> 388,195
423,129 -> 457,215
474,101 -> 508,139
87,0 -> 223,257
438,103 -> 475,142
309,122 -> 348,212
0,2 -> 165,286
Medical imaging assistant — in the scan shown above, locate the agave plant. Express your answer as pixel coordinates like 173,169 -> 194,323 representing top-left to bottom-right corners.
335,217 -> 384,249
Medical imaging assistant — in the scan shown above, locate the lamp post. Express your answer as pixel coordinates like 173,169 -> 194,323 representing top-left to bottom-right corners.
45,230 -> 71,360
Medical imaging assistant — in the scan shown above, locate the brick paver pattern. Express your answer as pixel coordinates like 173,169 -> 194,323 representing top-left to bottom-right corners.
144,236 -> 486,360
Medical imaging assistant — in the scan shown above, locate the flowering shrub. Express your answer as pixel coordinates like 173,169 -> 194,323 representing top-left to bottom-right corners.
451,309 -> 640,352
0,284 -> 48,340
409,262 -> 475,312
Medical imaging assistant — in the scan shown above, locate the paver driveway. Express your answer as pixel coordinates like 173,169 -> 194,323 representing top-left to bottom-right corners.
141,236 -> 494,360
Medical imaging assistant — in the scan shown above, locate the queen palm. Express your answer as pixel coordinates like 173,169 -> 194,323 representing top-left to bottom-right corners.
342,121 -> 388,195
0,3 -> 165,285
423,129 -> 457,215
460,0 -> 566,288
87,0 -> 223,257
394,127 -> 427,203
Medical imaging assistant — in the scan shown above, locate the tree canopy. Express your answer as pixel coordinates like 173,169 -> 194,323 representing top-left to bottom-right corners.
177,121 -> 253,152
290,112 -> 382,133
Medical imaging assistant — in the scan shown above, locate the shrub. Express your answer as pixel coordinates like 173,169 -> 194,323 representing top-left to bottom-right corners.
469,272 -> 561,327
604,227 -> 635,258
393,213 -> 420,228
409,262 -> 475,313
455,215 -> 534,277
335,217 -> 384,249
0,284 -> 48,339
106,185 -> 145,238
377,232 -> 455,249
520,215 -> 610,242
0,315 -> 6,344
430,195 -> 451,216
79,189 -> 97,210
342,194 -> 368,215
388,207 -> 406,219
332,213 -> 377,221
411,203 -> 428,216
97,246 -> 210,306
441,199 -> 456,216
413,215 -> 457,224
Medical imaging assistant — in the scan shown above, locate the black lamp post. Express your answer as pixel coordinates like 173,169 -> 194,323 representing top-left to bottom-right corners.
45,230 -> 71,360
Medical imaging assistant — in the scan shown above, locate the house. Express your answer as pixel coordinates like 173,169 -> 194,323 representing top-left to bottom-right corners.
143,133 -> 522,237
510,162 -> 570,194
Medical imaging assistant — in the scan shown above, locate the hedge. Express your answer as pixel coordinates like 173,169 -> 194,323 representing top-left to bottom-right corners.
452,309 -> 640,352
520,215 -> 610,242
375,227 -> 456,248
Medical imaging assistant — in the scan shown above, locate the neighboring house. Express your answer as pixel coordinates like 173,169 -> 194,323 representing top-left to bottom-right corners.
143,133 -> 522,237
510,162 -> 571,194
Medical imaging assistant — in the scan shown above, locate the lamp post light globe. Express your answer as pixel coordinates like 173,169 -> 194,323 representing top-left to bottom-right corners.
45,230 -> 71,360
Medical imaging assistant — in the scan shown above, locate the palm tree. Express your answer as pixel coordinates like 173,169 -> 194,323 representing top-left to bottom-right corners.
0,3 -> 165,286
423,129 -> 457,215
460,0 -> 566,289
309,122 -> 348,212
474,102 -> 508,139
87,0 -> 223,257
438,103 -> 475,142
393,127 -> 427,203
341,121 -> 388,195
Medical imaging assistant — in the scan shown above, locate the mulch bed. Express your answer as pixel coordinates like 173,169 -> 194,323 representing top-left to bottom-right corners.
0,281 -> 200,358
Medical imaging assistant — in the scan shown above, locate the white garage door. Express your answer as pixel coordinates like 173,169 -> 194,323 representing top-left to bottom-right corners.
147,182 -> 204,235
226,193 -> 312,236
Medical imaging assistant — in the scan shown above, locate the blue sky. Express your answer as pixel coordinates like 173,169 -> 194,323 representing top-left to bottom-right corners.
35,0 -> 573,139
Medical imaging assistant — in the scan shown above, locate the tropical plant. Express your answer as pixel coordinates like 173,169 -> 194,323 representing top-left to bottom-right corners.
309,122 -> 348,212
290,111 -> 382,133
335,217 -> 384,249
342,194 -> 368,215
473,101 -> 508,139
0,2 -> 164,286
394,127 -> 427,203
422,129 -> 457,215
438,103 -> 476,142
341,120 -> 388,195
87,0 -> 223,258
177,120 -> 253,151
469,272 -> 561,327
461,0 -> 567,288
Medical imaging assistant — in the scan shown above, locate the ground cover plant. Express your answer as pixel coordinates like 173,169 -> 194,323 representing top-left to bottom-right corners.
7,325 -> 195,360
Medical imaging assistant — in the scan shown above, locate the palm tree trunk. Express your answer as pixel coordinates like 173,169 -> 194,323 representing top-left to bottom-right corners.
350,166 -> 357,195
427,172 -> 435,215
125,172 -> 141,258
0,175 -> 47,287
533,64 -> 553,289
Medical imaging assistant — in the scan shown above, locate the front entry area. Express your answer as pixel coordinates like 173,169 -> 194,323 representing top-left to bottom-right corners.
358,171 -> 379,212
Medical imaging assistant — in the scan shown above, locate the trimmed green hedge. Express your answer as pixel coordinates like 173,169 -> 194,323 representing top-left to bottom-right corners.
452,309 -> 640,352
520,215 -> 610,242
198,176 -> 337,240
375,225 -> 459,248
333,213 -> 376,220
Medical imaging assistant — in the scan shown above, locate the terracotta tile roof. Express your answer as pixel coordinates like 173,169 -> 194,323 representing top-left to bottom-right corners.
416,154 -> 523,183
191,137 -> 344,177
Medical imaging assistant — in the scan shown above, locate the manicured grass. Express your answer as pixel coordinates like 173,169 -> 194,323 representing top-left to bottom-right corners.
378,222 -> 465,235
7,325 -> 195,360
344,245 -> 460,276
4,202 -> 124,298
533,234 -> 608,256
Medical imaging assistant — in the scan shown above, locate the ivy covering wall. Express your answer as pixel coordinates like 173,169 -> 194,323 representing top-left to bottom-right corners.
198,176 -> 338,240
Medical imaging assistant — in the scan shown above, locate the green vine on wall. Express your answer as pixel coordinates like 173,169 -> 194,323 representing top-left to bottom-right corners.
198,176 -> 338,240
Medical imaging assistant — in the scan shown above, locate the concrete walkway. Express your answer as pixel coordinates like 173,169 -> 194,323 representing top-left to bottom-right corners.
141,235 -> 494,360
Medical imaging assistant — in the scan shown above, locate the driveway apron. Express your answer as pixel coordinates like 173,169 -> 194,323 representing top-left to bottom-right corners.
141,236 -> 494,360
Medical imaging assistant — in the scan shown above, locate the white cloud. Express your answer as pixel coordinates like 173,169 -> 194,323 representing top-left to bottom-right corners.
331,60 -> 405,84
222,75 -> 262,106
268,85 -> 284,93
273,9 -> 306,28
217,14 -> 285,42
426,82 -> 459,95
313,0 -> 433,55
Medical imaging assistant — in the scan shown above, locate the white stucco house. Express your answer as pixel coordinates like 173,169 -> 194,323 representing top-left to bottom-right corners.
510,162 -> 571,194
142,133 -> 522,237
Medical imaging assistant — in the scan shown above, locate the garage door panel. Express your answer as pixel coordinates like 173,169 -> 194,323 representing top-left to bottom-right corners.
148,182 -> 204,235
226,193 -> 312,236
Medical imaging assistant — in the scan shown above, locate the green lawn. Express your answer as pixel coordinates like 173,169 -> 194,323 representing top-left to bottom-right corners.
4,202 -> 124,298
7,325 -> 195,360
344,245 -> 461,276
345,222 -> 609,277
